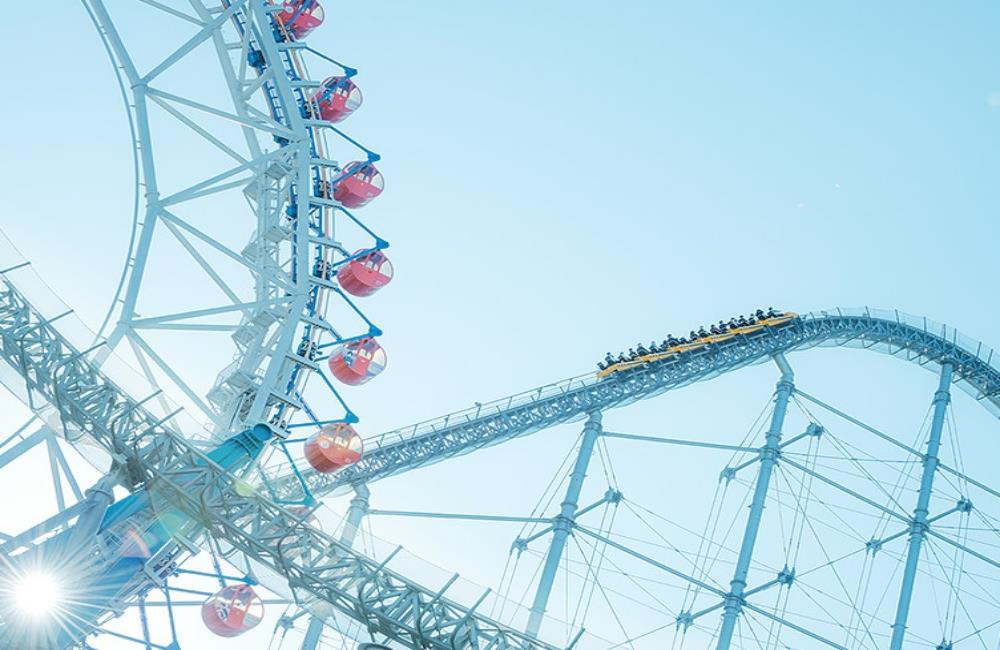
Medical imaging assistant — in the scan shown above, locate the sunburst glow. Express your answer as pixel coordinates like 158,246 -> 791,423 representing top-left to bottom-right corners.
13,572 -> 62,619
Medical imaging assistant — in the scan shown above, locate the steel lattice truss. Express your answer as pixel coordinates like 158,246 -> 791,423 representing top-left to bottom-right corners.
4,263 -> 1000,647
279,309 -> 1000,500
0,276 -> 557,649
0,2 -> 997,648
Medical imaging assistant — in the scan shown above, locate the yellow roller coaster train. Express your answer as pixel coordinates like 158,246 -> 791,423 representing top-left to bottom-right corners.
597,312 -> 799,379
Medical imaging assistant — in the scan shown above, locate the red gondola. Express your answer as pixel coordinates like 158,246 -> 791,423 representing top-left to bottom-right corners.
304,423 -> 363,473
201,585 -> 264,637
332,162 -> 384,209
337,250 -> 393,297
310,76 -> 363,124
327,337 -> 386,385
273,0 -> 324,39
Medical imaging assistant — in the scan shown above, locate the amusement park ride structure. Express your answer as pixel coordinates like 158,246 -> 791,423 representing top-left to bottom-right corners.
0,1 -> 999,649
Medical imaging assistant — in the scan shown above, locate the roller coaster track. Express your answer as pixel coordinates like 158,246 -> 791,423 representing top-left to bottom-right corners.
3,3 -> 993,648
0,274 -> 558,650
4,261 -> 1000,647
279,308 -> 1000,500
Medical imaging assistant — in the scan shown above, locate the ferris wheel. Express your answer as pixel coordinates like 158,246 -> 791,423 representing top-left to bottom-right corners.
2,0 -> 399,645
0,2 -> 998,650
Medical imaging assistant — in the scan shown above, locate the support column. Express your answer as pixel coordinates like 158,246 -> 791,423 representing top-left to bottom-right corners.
301,484 -> 370,650
716,354 -> 794,650
888,363 -> 953,650
526,411 -> 603,638
339,483 -> 371,548
65,475 -> 117,551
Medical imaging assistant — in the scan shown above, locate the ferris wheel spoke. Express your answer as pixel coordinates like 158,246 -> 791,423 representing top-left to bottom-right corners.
156,209 -> 286,280
156,148 -> 290,206
135,0 -> 204,26
130,298 -> 287,328
126,329 -> 215,420
139,2 -> 246,85
145,84 -> 293,140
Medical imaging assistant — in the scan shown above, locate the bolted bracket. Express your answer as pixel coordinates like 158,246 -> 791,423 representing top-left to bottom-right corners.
777,565 -> 796,587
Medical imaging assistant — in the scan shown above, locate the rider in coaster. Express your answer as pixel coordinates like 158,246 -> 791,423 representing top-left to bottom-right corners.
636,343 -> 649,356
755,308 -> 766,320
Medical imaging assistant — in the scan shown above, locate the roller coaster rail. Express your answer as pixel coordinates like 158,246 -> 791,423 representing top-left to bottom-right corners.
0,2 -> 996,646
0,268 -> 565,649
4,254 -> 1000,648
276,307 -> 1000,501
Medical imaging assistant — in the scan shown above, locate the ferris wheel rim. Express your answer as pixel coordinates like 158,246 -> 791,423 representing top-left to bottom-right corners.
77,0 -> 390,440
77,0 -> 144,343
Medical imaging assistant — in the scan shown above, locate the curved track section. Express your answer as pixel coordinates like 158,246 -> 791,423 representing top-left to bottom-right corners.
2,253 -> 998,649
0,271 -> 558,649
286,308 -> 1000,498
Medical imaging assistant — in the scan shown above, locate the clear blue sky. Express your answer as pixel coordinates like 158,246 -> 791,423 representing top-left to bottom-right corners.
0,2 -> 999,648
